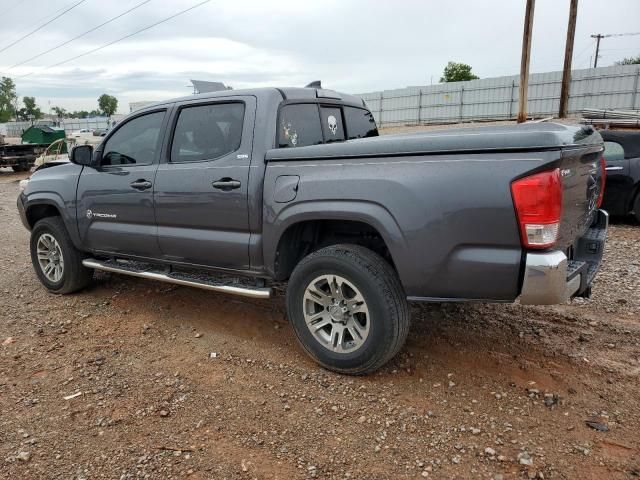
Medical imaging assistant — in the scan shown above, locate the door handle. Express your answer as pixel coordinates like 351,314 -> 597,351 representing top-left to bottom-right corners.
605,166 -> 623,171
130,179 -> 152,190
212,178 -> 241,190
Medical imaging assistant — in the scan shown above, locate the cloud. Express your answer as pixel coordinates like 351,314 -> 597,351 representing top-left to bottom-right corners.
0,0 -> 638,112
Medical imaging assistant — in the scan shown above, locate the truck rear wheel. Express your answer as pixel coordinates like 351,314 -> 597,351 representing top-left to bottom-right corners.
30,216 -> 94,294
286,244 -> 409,375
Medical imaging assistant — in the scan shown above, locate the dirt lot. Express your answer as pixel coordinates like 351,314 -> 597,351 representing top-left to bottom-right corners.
1,167 -> 639,480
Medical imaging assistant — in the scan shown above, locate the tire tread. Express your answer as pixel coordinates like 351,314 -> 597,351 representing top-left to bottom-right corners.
287,244 -> 409,375
30,216 -> 93,294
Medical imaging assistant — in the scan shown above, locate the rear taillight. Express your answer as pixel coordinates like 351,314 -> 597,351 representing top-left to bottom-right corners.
511,168 -> 563,249
597,155 -> 606,208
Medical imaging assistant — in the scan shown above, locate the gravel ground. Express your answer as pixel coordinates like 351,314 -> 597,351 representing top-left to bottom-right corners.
1,167 -> 639,480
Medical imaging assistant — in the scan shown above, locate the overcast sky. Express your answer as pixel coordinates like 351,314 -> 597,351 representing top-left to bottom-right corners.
0,0 -> 639,113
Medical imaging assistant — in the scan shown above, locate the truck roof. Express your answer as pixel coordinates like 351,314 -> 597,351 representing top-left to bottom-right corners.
138,87 -> 366,112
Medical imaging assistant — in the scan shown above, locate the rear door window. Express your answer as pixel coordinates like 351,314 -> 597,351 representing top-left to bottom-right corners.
603,141 -> 625,162
278,104 -> 323,148
320,106 -> 345,143
344,106 -> 378,140
171,102 -> 244,163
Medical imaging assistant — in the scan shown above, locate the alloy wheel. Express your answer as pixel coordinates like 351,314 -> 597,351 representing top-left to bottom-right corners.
302,274 -> 370,353
36,233 -> 64,283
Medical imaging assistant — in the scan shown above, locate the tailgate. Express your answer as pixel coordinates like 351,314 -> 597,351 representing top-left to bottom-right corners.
556,137 -> 604,250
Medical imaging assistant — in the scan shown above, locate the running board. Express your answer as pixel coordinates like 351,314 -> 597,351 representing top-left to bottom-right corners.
82,259 -> 272,299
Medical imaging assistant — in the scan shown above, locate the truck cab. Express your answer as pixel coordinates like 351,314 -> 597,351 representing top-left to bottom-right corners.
37,88 -> 376,270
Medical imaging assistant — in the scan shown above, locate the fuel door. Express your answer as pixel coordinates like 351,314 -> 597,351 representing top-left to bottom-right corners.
273,175 -> 300,203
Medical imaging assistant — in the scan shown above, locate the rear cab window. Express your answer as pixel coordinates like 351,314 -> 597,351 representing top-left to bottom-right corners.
320,106 -> 345,143
278,102 -> 377,148
344,106 -> 378,139
278,104 -> 323,148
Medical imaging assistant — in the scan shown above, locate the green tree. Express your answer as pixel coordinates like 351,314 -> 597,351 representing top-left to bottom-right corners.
52,106 -> 66,118
98,94 -> 118,117
21,96 -> 43,120
615,55 -> 640,65
440,62 -> 480,82
0,76 -> 17,122
69,110 -> 89,119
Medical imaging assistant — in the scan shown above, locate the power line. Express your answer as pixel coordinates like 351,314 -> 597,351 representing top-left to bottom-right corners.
573,39 -> 595,62
590,32 -> 640,68
0,0 -> 28,18
0,0 -> 79,45
17,0 -> 211,80
598,32 -> 640,38
5,0 -> 152,72
600,47 -> 640,52
0,0 -> 87,55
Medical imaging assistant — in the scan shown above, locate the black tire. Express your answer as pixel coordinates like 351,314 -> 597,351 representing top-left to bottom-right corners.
286,244 -> 410,375
12,164 -> 29,172
30,216 -> 93,294
634,193 -> 640,224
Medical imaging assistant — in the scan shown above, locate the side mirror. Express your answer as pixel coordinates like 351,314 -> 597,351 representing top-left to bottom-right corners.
70,145 -> 94,166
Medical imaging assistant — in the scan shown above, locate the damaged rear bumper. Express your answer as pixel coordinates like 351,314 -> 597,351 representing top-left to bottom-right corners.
519,209 -> 608,305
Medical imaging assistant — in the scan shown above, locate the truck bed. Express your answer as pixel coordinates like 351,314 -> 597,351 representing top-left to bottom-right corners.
264,122 -> 604,301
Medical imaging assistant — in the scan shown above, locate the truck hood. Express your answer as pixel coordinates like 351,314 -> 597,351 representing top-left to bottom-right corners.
266,123 -> 602,161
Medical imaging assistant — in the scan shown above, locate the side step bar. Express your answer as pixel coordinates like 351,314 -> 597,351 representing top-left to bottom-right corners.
82,259 -> 272,299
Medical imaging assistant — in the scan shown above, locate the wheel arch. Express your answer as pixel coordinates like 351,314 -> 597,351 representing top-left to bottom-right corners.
265,200 -> 407,281
25,201 -> 63,229
24,195 -> 82,249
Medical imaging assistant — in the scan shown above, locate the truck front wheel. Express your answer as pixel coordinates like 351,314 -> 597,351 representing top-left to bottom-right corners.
286,244 -> 409,375
30,217 -> 94,294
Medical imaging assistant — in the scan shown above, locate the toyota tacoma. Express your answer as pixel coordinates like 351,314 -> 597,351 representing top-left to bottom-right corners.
17,85 -> 608,374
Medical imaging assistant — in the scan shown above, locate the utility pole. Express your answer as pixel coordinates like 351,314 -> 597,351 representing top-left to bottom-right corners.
591,34 -> 604,67
589,32 -> 640,67
518,0 -> 535,123
559,0 -> 578,118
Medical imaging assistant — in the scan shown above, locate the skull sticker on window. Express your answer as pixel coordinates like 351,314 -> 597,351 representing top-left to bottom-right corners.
327,115 -> 337,135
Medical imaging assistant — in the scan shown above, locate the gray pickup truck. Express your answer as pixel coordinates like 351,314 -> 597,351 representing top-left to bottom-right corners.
17,86 -> 608,374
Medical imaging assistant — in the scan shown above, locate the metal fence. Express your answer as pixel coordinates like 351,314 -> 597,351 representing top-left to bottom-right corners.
60,118 -> 114,132
0,117 -> 113,138
0,120 -> 47,137
356,64 -> 640,127
3,65 -> 639,136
